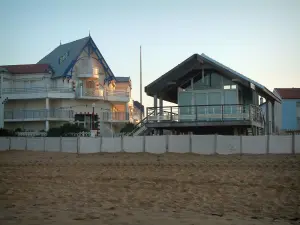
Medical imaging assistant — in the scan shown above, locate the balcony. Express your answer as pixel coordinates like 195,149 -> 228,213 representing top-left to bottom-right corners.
77,88 -> 130,102
146,104 -> 264,127
4,109 -> 74,122
106,90 -> 130,102
2,87 -> 75,99
99,112 -> 130,123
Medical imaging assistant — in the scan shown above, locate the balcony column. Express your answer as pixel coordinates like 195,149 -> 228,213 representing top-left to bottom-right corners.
125,102 -> 129,121
45,98 -> 49,131
266,100 -> 269,135
159,98 -> 163,116
271,101 -> 275,134
154,95 -> 157,116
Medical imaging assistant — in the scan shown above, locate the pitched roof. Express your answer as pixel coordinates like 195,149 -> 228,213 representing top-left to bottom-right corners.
37,36 -> 90,78
0,64 -> 52,74
116,76 -> 130,82
275,88 -> 300,99
145,53 -> 281,103
133,100 -> 144,113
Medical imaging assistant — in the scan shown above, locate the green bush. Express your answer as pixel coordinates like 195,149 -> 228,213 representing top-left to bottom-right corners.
0,128 -> 16,136
120,122 -> 135,133
47,123 -> 88,137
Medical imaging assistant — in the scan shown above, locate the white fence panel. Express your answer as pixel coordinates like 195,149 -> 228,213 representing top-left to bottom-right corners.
295,135 -> 300,154
102,137 -> 121,152
269,135 -> 292,154
45,138 -> 60,152
217,135 -> 240,154
168,135 -> 189,153
123,136 -> 143,153
27,137 -> 44,151
10,137 -> 26,150
145,136 -> 166,154
80,137 -> 100,153
192,135 -> 215,154
0,137 -> 10,151
62,138 -> 77,153
242,136 -> 266,154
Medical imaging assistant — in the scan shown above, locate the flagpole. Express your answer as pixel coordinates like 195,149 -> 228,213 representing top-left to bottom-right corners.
140,45 -> 143,121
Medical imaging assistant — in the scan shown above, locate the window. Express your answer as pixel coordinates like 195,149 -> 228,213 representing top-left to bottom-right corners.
86,80 -> 95,88
93,67 -> 99,75
296,102 -> 300,117
223,84 -> 237,90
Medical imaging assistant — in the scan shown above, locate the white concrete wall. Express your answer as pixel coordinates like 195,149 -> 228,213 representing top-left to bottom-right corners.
27,137 -> 44,151
0,137 -> 10,151
242,136 -> 267,154
10,137 -> 26,150
269,135 -> 292,154
62,138 -> 77,153
295,135 -> 300,153
123,136 -> 143,153
102,137 -> 121,152
168,135 -> 189,153
0,135 -> 298,154
80,137 -> 100,153
145,136 -> 166,154
45,137 -> 60,152
191,135 -> 214,154
217,135 -> 240,154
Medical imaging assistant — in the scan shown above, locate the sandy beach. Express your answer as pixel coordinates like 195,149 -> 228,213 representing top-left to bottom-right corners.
0,151 -> 299,225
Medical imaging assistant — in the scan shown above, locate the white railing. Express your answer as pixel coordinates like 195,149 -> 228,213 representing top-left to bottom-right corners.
2,87 -> 73,94
16,132 -> 47,137
4,109 -> 74,120
100,112 -> 130,122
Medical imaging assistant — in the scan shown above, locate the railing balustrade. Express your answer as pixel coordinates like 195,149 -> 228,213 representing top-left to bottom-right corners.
4,109 -> 74,120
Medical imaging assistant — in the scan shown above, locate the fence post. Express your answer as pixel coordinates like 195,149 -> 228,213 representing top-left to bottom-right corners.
77,136 -> 80,154
99,136 -> 102,153
292,133 -> 295,154
59,136 -> 62,152
143,134 -> 146,153
189,133 -> 192,153
266,135 -> 270,154
8,137 -> 11,151
43,136 -> 46,152
121,135 -> 124,152
214,134 -> 218,154
240,135 -> 243,155
25,137 -> 28,151
165,135 -> 169,153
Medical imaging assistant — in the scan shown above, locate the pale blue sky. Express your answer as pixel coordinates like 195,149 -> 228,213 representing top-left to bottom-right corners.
0,0 -> 299,108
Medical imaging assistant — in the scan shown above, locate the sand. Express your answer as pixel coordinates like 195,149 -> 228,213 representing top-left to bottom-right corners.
0,151 -> 299,225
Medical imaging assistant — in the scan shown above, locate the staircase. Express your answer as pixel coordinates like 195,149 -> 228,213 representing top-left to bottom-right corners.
125,112 -> 154,136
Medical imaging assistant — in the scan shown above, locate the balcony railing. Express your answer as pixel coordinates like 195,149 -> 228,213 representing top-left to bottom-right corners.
4,109 -> 74,120
100,112 -> 130,122
2,87 -> 73,94
146,104 -> 264,125
78,88 -> 129,100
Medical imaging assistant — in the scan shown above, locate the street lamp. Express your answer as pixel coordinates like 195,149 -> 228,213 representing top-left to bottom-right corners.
92,103 -> 95,130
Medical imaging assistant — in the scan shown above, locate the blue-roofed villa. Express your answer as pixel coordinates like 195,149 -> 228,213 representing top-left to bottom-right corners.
129,54 -> 281,136
0,36 -> 143,136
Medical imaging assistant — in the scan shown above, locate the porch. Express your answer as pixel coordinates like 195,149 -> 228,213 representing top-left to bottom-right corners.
145,104 -> 264,130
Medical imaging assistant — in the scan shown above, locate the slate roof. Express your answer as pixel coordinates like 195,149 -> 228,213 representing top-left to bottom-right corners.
37,36 -> 90,78
116,77 -> 130,82
0,64 -> 52,74
275,88 -> 300,99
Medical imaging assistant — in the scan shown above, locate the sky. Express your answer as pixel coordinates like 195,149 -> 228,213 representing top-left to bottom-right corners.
0,0 -> 299,108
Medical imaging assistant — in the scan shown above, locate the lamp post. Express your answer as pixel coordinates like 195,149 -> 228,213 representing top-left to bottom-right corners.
92,103 -> 95,130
